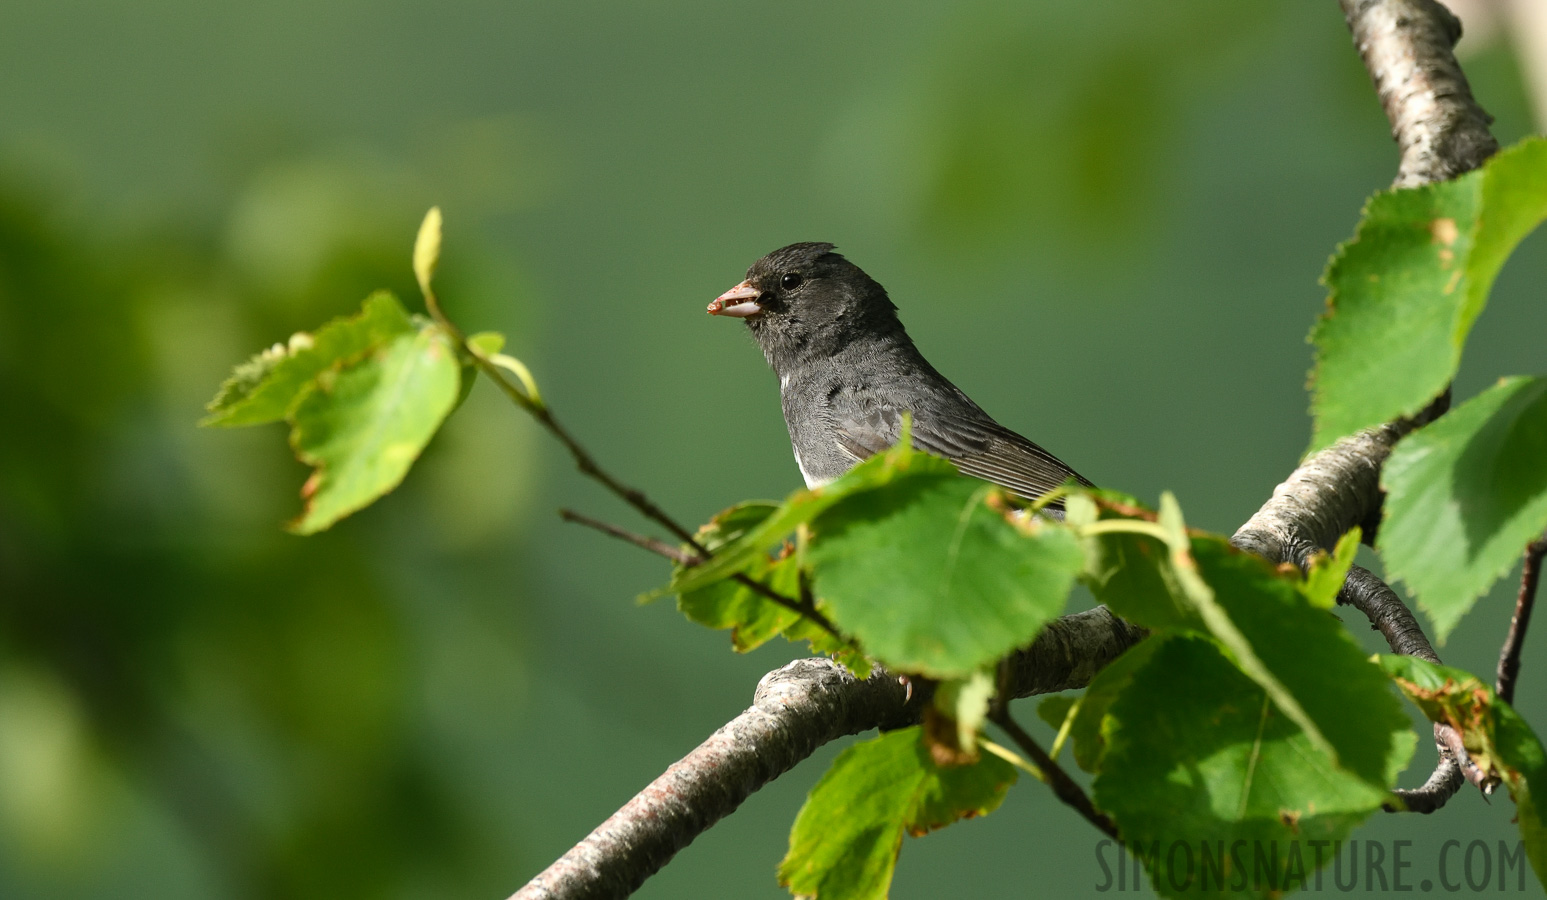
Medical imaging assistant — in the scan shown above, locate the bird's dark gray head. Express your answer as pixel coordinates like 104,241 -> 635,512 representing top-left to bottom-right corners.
707,242 -> 902,373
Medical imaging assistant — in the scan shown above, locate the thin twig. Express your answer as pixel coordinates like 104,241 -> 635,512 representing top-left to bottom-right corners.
428,269 -> 850,637
559,508 -> 696,564
988,707 -> 1118,840
427,272 -> 844,638
422,282 -> 710,554
731,572 -> 842,637
1497,534 -> 1547,705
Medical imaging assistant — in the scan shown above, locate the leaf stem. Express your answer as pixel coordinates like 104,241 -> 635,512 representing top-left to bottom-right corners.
988,707 -> 1117,839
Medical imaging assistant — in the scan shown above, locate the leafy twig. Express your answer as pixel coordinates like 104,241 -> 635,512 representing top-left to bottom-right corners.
414,210 -> 709,554
1497,533 -> 1547,705
415,210 -> 845,642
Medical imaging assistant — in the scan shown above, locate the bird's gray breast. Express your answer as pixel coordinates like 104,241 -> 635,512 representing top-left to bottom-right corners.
778,367 -> 865,488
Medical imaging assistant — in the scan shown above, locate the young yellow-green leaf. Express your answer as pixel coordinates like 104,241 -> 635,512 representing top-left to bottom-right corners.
1379,655 -> 1547,886
807,474 -> 1083,678
1097,635 -> 1411,899
1301,527 -> 1360,610
779,726 -> 1015,900
466,330 -> 505,356
414,207 -> 443,298
1309,137 -> 1547,451
287,324 -> 461,534
1379,376 -> 1547,642
670,442 -> 951,595
202,291 -> 415,427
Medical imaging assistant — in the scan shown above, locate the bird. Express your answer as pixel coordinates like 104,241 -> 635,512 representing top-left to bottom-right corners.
707,242 -> 1091,508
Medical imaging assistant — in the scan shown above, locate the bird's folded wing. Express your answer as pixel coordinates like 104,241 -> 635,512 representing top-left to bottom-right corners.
833,407 -> 1089,501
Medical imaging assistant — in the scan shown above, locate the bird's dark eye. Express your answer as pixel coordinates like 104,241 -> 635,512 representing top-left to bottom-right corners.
781,272 -> 804,290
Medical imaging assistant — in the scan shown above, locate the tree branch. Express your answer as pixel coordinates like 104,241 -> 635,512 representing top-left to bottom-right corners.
1227,0 -> 1499,815
510,607 -> 1145,900
1335,564 -> 1472,809
1339,0 -> 1498,187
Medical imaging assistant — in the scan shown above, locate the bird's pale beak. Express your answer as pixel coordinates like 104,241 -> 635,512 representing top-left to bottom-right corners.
707,281 -> 763,318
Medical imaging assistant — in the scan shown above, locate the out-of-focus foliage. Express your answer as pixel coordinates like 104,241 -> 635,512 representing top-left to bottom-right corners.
0,160 -> 533,898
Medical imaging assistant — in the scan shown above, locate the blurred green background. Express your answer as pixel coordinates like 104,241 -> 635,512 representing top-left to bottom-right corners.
1,2 -> 1545,898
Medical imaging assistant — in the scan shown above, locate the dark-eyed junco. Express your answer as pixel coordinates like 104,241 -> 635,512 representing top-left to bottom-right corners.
709,242 -> 1091,506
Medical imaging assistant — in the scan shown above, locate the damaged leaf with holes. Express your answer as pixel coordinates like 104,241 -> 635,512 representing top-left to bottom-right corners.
202,291 -> 416,427
287,324 -> 462,533
1379,656 -> 1547,884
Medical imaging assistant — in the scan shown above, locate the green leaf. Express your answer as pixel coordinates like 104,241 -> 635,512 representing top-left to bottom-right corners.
1155,493 -> 1345,769
665,501 -> 866,666
669,501 -> 799,651
677,551 -> 802,653
1079,508 -> 1195,631
1496,702 -> 1547,889
1301,527 -> 1360,610
669,441 -> 952,595
202,291 -> 415,427
779,726 -> 1015,900
1096,635 -> 1410,899
1378,656 -> 1547,886
287,324 -> 462,534
1379,376 -> 1547,642
1074,494 -> 1409,786
807,474 -> 1083,678
1190,535 -> 1412,788
1067,638 -> 1163,773
1309,137 -> 1547,451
